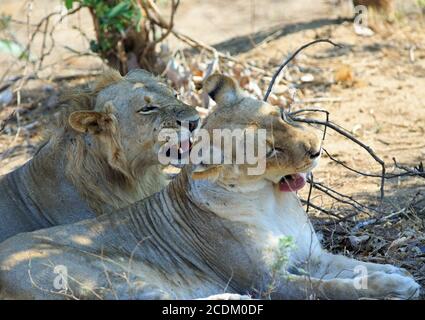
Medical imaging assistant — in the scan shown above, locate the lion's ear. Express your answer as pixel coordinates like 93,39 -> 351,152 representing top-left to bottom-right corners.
191,164 -> 222,181
68,111 -> 114,134
203,74 -> 240,106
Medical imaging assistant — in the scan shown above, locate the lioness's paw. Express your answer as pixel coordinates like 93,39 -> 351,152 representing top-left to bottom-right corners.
366,272 -> 421,300
379,264 -> 412,277
198,293 -> 252,300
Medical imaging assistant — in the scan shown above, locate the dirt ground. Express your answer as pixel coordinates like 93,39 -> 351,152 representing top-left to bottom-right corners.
1,0 -> 424,298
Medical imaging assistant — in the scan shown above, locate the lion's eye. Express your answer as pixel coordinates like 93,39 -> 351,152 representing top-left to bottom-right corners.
137,105 -> 159,114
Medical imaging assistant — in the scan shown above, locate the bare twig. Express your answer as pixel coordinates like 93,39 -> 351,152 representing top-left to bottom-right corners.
1,5 -> 83,92
393,158 -> 425,179
290,114 -> 387,200
137,0 -> 269,75
264,39 -> 424,223
36,13 -> 50,71
297,97 -> 346,104
279,103 -> 421,222
351,208 -> 407,232
309,180 -> 378,215
0,110 -> 15,134
173,30 -> 270,75
300,199 -> 343,219
305,172 -> 314,213
263,39 -> 342,102
322,148 -> 415,180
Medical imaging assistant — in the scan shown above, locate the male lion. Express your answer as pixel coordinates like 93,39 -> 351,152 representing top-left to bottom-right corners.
0,74 -> 419,299
0,69 -> 199,243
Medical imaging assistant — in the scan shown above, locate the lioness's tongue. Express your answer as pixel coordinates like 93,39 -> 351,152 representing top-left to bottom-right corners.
279,173 -> 307,192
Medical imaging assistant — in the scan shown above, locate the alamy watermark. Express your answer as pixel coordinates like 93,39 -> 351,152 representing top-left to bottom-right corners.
158,124 -> 267,175
353,265 -> 368,290
354,5 -> 369,27
53,265 -> 68,291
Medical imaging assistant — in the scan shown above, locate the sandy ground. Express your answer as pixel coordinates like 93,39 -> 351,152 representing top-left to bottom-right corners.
0,0 -> 348,76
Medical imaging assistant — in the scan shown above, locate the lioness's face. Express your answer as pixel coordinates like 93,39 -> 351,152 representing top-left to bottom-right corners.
192,74 -> 321,193
70,69 -> 200,173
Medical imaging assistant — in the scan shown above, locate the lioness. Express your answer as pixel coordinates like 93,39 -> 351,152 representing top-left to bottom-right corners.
0,74 -> 419,299
0,69 -> 199,243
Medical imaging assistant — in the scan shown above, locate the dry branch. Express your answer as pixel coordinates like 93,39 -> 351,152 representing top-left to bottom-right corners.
137,0 -> 270,75
263,39 -> 342,101
0,111 -> 15,134
290,114 -> 387,201
393,158 -> 425,179
263,39 -> 424,224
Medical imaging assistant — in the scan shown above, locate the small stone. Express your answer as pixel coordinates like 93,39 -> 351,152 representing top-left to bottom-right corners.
301,74 -> 314,83
348,235 -> 370,248
0,88 -> 13,107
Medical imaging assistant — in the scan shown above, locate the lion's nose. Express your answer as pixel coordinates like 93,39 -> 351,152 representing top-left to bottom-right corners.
177,119 -> 199,132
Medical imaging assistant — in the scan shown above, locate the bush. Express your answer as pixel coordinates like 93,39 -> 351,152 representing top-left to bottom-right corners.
65,0 -> 178,75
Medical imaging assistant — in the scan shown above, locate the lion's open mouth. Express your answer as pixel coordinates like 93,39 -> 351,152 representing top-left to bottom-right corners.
279,173 -> 307,192
166,138 -> 193,162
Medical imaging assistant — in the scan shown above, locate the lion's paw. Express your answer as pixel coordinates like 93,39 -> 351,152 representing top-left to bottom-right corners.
378,264 -> 413,278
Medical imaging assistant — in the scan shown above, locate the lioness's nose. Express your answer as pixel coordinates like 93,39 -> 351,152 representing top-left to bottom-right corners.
309,148 -> 321,159
177,119 -> 199,132
307,142 -> 322,158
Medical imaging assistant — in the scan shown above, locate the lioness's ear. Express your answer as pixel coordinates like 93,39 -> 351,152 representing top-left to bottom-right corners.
191,164 -> 222,181
203,74 -> 240,106
68,111 -> 114,134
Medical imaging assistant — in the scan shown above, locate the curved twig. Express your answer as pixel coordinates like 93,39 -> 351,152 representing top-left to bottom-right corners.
291,116 -> 386,200
263,39 -> 342,102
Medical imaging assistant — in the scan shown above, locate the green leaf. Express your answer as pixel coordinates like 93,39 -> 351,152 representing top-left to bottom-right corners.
106,2 -> 130,19
0,39 -> 25,58
64,0 -> 74,10
0,14 -> 12,31
134,8 -> 142,32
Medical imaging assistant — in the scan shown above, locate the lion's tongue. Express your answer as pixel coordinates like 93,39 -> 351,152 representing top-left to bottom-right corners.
279,173 -> 307,192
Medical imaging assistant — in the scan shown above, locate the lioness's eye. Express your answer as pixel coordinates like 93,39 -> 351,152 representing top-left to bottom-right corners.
137,105 -> 159,114
266,144 -> 276,158
280,109 -> 290,122
280,109 -> 298,125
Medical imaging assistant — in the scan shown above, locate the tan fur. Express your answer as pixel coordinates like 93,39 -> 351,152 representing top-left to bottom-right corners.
56,69 -> 199,214
48,71 -> 138,213
192,166 -> 222,181
64,114 -> 135,212
57,70 -> 123,126
0,68 -> 200,244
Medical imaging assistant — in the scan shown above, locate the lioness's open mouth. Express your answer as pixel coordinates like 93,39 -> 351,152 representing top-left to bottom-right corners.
279,173 -> 307,192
